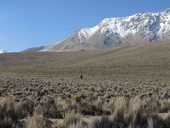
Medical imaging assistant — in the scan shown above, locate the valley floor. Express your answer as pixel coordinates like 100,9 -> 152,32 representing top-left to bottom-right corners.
0,74 -> 169,128
0,42 -> 170,127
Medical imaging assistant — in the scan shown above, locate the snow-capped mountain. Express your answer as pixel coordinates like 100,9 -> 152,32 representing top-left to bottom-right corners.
27,8 -> 170,52
0,49 -> 6,54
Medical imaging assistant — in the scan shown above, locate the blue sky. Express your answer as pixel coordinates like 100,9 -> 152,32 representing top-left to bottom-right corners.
0,0 -> 169,52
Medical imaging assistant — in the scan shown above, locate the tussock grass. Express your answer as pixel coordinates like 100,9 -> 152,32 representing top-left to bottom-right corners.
40,96 -> 63,119
58,110 -> 88,128
0,96 -> 168,128
26,115 -> 53,128
0,97 -> 19,128
16,97 -> 34,119
109,97 -> 127,116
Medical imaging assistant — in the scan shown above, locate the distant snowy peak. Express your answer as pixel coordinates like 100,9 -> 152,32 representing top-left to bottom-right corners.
34,8 -> 170,52
76,28 -> 94,44
0,49 -> 6,54
163,8 -> 170,15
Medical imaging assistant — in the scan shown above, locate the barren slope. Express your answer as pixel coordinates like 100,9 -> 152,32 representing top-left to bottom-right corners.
0,42 -> 170,81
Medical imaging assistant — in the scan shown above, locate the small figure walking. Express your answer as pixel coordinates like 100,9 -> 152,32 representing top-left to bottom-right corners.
80,75 -> 83,80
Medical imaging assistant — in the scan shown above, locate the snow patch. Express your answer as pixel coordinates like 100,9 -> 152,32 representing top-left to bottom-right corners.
0,49 -> 6,54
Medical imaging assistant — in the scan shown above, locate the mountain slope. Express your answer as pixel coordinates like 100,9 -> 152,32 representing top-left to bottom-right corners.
23,46 -> 45,52
26,8 -> 170,52
1,42 -> 170,80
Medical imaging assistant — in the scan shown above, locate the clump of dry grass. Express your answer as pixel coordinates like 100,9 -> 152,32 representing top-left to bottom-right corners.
26,115 -> 53,128
160,99 -> 170,113
62,110 -> 82,127
109,97 -> 127,117
92,115 -> 128,128
68,121 -> 88,128
128,96 -> 142,115
61,98 -> 78,113
40,96 -> 63,119
61,95 -> 108,116
126,96 -> 149,128
58,110 -> 88,128
0,97 -> 17,119
147,117 -> 154,128
142,97 -> 161,113
16,97 -> 34,119
0,97 -> 19,128
79,102 -> 104,116
92,116 -> 114,128
147,114 -> 170,128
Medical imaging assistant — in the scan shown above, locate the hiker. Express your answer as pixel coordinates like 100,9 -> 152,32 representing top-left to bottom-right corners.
80,75 -> 83,80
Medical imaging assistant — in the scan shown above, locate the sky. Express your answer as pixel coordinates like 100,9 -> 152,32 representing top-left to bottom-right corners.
0,0 -> 170,52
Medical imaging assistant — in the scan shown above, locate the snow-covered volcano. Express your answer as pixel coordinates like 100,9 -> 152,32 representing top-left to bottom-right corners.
27,8 -> 170,52
0,49 -> 6,54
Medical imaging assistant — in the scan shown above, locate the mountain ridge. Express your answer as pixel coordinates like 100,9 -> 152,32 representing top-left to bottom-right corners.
24,8 -> 170,52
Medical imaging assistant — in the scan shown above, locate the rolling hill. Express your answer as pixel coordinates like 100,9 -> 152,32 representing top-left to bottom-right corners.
1,42 -> 170,81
